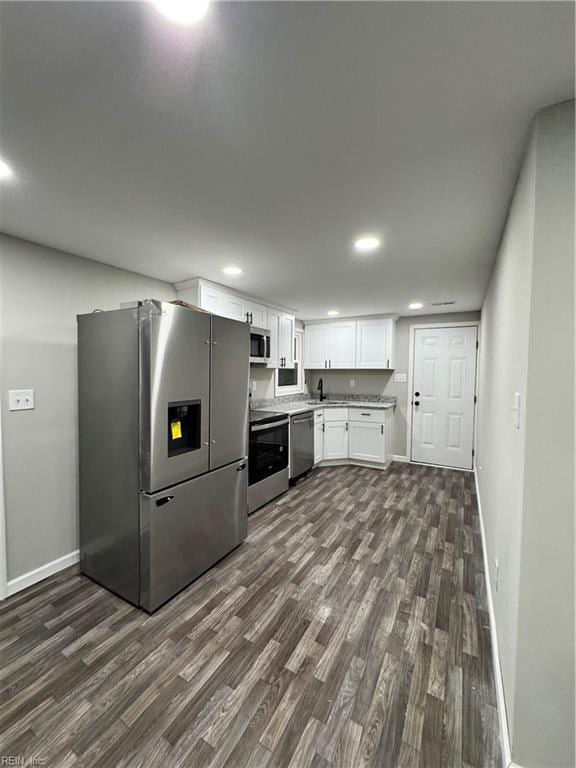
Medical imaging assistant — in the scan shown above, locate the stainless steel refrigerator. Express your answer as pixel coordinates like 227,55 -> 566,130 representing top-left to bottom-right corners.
77,300 -> 249,611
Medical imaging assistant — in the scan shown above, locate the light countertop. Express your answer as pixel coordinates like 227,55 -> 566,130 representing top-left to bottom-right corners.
257,400 -> 396,416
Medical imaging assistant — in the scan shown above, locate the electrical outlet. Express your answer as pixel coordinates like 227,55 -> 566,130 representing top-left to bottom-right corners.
349,379 -> 356,388
494,558 -> 499,591
9,389 -> 35,411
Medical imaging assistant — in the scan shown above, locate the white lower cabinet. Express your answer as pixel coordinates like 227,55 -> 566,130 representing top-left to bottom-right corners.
314,407 -> 392,466
348,421 -> 386,464
323,421 -> 349,460
314,422 -> 324,465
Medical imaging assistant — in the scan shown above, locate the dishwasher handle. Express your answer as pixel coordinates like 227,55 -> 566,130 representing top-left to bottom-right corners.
292,414 -> 314,424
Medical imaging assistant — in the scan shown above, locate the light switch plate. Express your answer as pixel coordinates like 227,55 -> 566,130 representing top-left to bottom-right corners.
9,389 -> 35,411
394,372 -> 407,383
512,392 -> 521,429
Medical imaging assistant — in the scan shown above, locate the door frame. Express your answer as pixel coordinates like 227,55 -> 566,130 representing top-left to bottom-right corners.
406,321 -> 480,469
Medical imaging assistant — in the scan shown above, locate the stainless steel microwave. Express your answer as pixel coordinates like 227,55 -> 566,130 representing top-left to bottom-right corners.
249,327 -> 271,364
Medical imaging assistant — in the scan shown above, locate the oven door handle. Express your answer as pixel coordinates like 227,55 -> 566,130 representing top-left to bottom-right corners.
250,419 -> 290,432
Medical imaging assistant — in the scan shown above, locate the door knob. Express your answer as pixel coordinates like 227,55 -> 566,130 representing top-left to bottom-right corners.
414,401 -> 420,406
414,391 -> 420,397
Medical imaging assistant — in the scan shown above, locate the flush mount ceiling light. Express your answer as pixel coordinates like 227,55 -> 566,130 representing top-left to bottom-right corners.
409,302 -> 424,310
0,157 -> 14,181
353,235 -> 381,254
151,0 -> 210,25
222,265 -> 243,276
327,310 -> 340,316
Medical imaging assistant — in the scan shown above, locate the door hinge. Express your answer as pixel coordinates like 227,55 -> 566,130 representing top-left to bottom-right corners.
474,395 -> 477,404
472,449 -> 475,457
476,341 -> 479,349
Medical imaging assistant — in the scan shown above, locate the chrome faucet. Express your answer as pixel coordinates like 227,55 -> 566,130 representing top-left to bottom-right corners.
317,378 -> 326,402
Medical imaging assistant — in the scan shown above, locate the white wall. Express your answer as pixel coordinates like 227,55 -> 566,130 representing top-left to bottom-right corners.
0,235 -> 176,584
477,100 -> 574,768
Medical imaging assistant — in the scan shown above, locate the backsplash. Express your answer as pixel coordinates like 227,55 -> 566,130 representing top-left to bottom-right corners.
250,392 -> 397,409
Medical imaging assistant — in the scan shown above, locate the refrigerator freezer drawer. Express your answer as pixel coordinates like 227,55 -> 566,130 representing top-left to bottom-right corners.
139,459 -> 248,611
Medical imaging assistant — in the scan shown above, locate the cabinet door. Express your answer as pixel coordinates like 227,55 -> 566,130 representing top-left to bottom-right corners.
199,285 -> 244,321
348,421 -> 386,463
326,322 -> 356,368
279,314 -> 295,369
244,301 -> 267,328
314,422 -> 324,464
304,325 -> 328,368
219,293 -> 245,322
356,318 -> 394,369
323,421 -> 349,460
268,309 -> 280,368
199,284 -> 221,314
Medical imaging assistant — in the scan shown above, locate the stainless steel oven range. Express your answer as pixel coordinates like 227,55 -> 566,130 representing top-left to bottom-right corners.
248,410 -> 289,513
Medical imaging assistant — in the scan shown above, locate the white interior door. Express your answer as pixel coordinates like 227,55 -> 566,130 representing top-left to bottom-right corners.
411,326 -> 477,469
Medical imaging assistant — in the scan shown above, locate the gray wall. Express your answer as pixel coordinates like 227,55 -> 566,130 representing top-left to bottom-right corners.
307,311 -> 480,457
477,101 -> 574,767
0,235 -> 176,582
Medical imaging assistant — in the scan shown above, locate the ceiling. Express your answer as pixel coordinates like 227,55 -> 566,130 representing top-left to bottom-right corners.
0,2 -> 573,319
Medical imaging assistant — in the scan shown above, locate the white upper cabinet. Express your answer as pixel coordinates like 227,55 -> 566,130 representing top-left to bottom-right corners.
304,322 -> 356,369
244,300 -> 268,328
326,322 -> 356,368
268,309 -> 295,369
199,284 -> 245,322
304,325 -> 328,369
356,318 -> 395,369
304,317 -> 396,370
279,314 -> 295,368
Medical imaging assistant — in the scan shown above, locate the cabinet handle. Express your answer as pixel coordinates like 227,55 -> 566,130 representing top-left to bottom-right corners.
324,360 -> 327,368
361,412 -> 371,416
345,422 -> 348,431
387,358 -> 389,368
322,423 -> 325,432
329,360 -> 332,368
381,424 -> 383,434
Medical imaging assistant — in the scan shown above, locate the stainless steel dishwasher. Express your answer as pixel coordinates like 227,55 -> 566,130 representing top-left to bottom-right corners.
290,410 -> 315,480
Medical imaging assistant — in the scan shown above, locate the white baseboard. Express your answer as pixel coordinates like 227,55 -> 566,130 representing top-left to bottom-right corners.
392,454 -> 409,463
6,550 -> 79,598
474,469 -> 513,768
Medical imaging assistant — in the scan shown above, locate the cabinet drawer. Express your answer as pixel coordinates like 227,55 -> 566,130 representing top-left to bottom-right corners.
323,408 -> 348,422
348,408 -> 386,424
314,409 -> 324,423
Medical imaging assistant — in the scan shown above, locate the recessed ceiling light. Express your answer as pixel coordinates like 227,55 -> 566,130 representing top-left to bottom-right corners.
151,0 -> 210,25
0,157 -> 14,181
327,310 -> 340,317
409,302 -> 424,310
353,235 -> 381,254
222,265 -> 243,276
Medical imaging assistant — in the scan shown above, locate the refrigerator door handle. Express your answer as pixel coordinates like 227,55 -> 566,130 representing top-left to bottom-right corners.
236,462 -> 247,471
156,495 -> 175,507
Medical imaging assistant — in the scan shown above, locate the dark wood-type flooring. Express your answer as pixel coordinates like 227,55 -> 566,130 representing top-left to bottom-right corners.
0,463 -> 501,768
